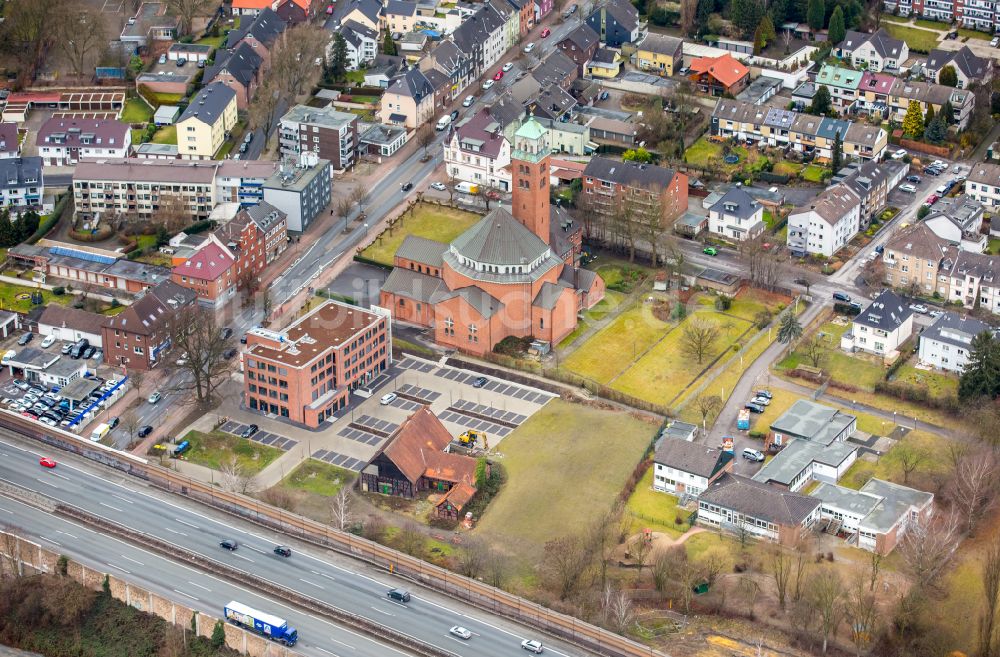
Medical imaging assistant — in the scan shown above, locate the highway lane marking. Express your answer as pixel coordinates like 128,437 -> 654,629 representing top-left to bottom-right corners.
120,555 -> 144,566
40,536 -> 61,546
369,605 -> 394,616
111,493 -> 134,504
447,636 -> 469,646
107,563 -> 131,574
298,578 -> 324,590
174,518 -> 199,529
99,502 -> 123,512
50,472 -> 70,481
231,552 -> 255,563
187,581 -> 211,592
312,647 -> 340,657
56,530 -> 78,539
312,570 -> 337,582
0,506 -> 13,513
35,477 -> 58,488
165,527 -> 187,536
172,588 -> 199,601
243,544 -> 266,554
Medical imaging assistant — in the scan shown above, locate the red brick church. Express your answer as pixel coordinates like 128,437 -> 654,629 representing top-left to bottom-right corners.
380,117 -> 605,355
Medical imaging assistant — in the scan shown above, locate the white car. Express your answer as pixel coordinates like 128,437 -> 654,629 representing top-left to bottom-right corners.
992,36 -> 1000,47
523,42 -> 535,53
898,183 -> 917,193
742,448 -> 765,462
449,626 -> 472,640
147,391 -> 162,404
928,309 -> 943,318
430,182 -> 447,191
521,639 -> 544,653
909,303 -> 929,314
502,62 -> 513,72
462,95 -> 475,107
482,79 -> 495,90
380,392 -> 398,405
890,148 -> 907,160
751,396 -> 771,406
40,335 -> 55,348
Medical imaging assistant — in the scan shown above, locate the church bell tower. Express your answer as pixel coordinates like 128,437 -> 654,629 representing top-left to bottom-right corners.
510,115 -> 551,244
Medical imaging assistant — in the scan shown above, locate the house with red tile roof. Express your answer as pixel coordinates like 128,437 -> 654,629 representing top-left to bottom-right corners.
688,53 -> 750,97
170,236 -> 237,309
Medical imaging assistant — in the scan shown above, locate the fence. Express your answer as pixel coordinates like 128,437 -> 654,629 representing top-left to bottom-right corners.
0,410 -> 669,657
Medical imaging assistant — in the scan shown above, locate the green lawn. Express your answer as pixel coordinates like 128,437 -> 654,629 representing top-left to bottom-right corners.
136,234 -> 157,250
0,281 -> 73,314
286,460 -> 356,496
360,203 -> 481,265
839,430 -> 950,490
130,128 -> 146,145
914,18 -> 948,29
986,237 -> 1000,255
121,97 -> 154,123
475,399 -> 656,557
762,210 -> 775,229
195,34 -> 225,47
958,27 -> 992,39
345,70 -> 366,84
584,289 -> 625,321
145,91 -> 185,107
893,362 -> 958,400
777,320 -> 886,391
594,261 -> 648,293
626,468 -> 691,538
180,429 -> 283,474
802,164 -> 828,183
773,161 -> 804,177
884,23 -> 941,52
684,136 -> 761,175
151,124 -> 177,145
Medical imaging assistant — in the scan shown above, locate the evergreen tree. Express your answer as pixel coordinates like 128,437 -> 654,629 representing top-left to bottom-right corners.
770,0 -> 789,24
941,99 -> 955,124
923,115 -> 948,144
760,13 -> 776,42
0,210 -> 16,247
102,574 -> 111,597
939,65 -> 958,88
731,0 -> 764,38
777,310 -> 803,344
382,31 -> 397,56
828,5 -> 845,44
831,129 -> 843,173
16,210 -> 39,242
696,0 -> 714,35
924,103 -> 935,127
753,23 -> 766,54
810,84 -> 832,115
902,99 -> 924,138
959,331 -> 1000,402
806,0 -> 825,30
326,34 -> 349,83
211,620 -> 226,648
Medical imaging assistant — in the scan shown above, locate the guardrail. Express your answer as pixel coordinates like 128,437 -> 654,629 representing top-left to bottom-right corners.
0,410 -> 669,657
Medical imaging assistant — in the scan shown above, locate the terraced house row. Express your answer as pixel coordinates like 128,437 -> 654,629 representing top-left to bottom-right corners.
711,99 -> 888,162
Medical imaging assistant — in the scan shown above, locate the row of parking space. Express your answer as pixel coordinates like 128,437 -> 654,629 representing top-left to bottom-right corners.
352,414 -> 399,437
396,357 -> 436,373
389,397 -> 424,412
338,425 -> 388,446
395,357 -> 555,405
219,421 -> 298,451
395,383 -> 440,404
437,410 -> 513,437
450,399 -> 527,426
311,449 -> 366,471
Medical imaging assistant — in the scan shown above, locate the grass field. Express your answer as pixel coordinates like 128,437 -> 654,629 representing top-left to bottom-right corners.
121,97 -> 154,124
987,237 -> 1000,255
773,161 -> 804,177
475,399 -> 656,558
626,469 -> 692,538
0,281 -> 73,314
557,290 -> 627,350
777,320 -> 886,391
685,137 -> 763,175
801,164 -> 828,183
894,362 -> 958,399
286,460 -> 356,496
360,203 -> 481,265
181,429 -> 283,474
885,23 -> 941,52
839,430 -> 949,490
151,124 -> 177,145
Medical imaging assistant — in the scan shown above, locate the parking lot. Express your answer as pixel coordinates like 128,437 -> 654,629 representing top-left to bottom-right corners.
218,420 -> 299,452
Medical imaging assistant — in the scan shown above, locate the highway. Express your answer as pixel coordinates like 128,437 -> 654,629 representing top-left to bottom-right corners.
0,432 -> 586,657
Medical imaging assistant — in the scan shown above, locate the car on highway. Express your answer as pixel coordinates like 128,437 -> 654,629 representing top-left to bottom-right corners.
472,376 -> 489,388
482,79 -> 495,90
493,70 -> 504,81
430,182 -> 447,191
219,539 -> 238,551
147,391 -> 163,404
523,42 -> 535,53
521,639 -> 544,653
742,448 -> 765,462
702,246 -> 718,256
462,95 -> 475,107
449,626 -> 472,640
273,545 -> 292,557
909,303 -> 929,314
138,425 -> 153,438
40,335 -> 55,348
380,392 -> 398,405
387,588 -> 411,603
898,183 -> 917,193
890,148 -> 907,160
401,181 -> 414,192
240,424 -> 259,438
541,27 -> 551,37
39,457 -> 57,468
502,62 -> 513,72
906,175 -> 921,184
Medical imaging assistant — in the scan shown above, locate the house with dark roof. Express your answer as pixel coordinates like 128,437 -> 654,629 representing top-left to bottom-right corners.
379,67 -> 435,129
882,222 -> 954,296
171,237 -> 238,309
337,20 -> 379,71
582,156 -> 688,229
364,54 -> 405,88
36,118 -> 131,166
0,157 -> 43,211
425,41 -> 474,95
382,0 -> 418,33
205,43 -> 263,110
918,311 -> 993,373
770,399 -> 858,446
101,280 -> 196,370
698,473 -> 821,545
445,109 -> 512,191
925,45 -> 992,89
527,85 -> 577,121
532,50 -> 578,91
947,249 -> 1000,315
835,29 -> 908,72
968,162 -> 1000,209
838,160 -> 906,229
585,0 -> 642,47
274,0 -> 308,24
225,8 -> 287,68
360,406 -> 479,502
888,78 -> 974,130
708,186 -> 764,242
176,83 -> 238,159
340,0 -> 382,32
556,24 -> 600,76
844,289 -> 914,356
813,478 -> 933,553
0,123 -> 19,159
635,33 -> 683,77
653,438 -> 733,497
924,194 -> 987,252
787,183 -> 861,257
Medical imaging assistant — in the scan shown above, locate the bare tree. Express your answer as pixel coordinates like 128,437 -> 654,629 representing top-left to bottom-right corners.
150,194 -> 189,233
630,533 -> 652,573
168,305 -> 233,407
0,0 -> 60,77
0,525 -> 26,578
805,567 -> 844,654
417,124 -> 436,160
164,0 -> 212,35
329,486 -> 353,531
894,443 -> 926,485
679,0 -> 698,35
949,448 -> 997,535
739,574 -> 762,620
248,79 -> 282,148
336,197 -> 354,219
362,514 -> 386,542
658,546 -> 704,614
543,535 -> 590,600
843,570 -> 878,657
54,3 -> 107,80
781,28 -> 793,54
681,318 -> 722,364
792,539 -> 810,602
484,547 -> 509,589
397,522 -> 425,557
740,236 -> 784,288
900,511 -> 960,590
769,546 -> 793,610
126,368 -> 146,399
980,538 -> 1000,657
456,537 -> 488,578
219,457 -> 257,494
694,394 -> 722,428
802,335 -> 827,369
270,25 -> 328,98
868,547 -> 884,592
350,184 -> 370,214
121,411 -> 141,447
603,586 -> 635,633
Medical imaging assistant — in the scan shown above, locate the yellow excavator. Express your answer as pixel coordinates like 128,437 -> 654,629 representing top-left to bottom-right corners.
457,430 -> 487,449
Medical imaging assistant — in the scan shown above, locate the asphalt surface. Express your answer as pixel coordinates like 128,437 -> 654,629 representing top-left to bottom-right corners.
0,433 -> 584,657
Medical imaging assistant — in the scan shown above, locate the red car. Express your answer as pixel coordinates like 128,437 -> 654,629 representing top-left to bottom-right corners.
541,27 -> 551,37
493,70 -> 504,81
39,457 -> 56,468
924,194 -> 939,206
325,4 -> 334,13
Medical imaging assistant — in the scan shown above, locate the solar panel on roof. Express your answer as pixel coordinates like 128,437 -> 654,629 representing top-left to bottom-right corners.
48,245 -> 116,264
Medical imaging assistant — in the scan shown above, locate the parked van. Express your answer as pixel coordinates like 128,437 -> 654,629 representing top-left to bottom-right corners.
435,114 -> 452,131
1,350 -> 15,365
90,423 -> 111,442
69,338 -> 89,359
455,181 -> 479,194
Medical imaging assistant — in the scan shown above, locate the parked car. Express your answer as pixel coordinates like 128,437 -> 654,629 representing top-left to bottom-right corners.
221,327 -> 234,340
890,148 -> 907,160
991,35 -> 999,47
40,335 -> 55,348
61,343 -> 73,354
108,416 -> 120,429
493,70 -> 504,81
523,42 -> 535,53
219,539 -> 238,551
833,291 -> 851,302
909,303 -> 929,314
745,402 -> 765,413
923,166 -> 940,176
240,423 -> 259,438
17,332 -> 33,346
906,175 -> 921,184
598,90 -> 610,101
81,346 -> 95,360
751,396 -> 771,406
928,309 -> 944,318
742,448 -> 765,462
430,182 -> 447,191
502,62 -> 513,72
380,392 -> 397,405
472,376 -> 488,388
702,246 -> 718,256
540,27 -> 551,37
158,54 -> 167,64
138,425 -> 153,438
898,183 -> 917,193
482,79 -> 495,90
462,95 -> 475,107
450,109 -> 459,121
521,639 -> 544,653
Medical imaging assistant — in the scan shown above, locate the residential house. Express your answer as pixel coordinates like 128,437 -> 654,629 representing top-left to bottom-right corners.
451,2 -> 507,78
635,32 -> 683,77
835,29 -> 908,72
787,183 -> 861,257
697,473 -> 821,545
0,123 -> 20,159
0,157 -> 43,211
506,0 -> 534,37
424,68 -> 455,112
358,122 -> 408,156
840,159 -> 905,229
176,83 -> 239,160
585,0 -> 642,47
211,201 -> 288,289
843,121 -> 892,164
339,21 -> 379,71
279,104 -> 359,170
585,48 -> 623,78
525,85 -> 577,121
424,41 -> 474,95
205,43 -> 263,110
359,407 -> 477,509
380,68 -> 435,129
243,300 -> 390,427
924,194 -> 986,252
534,0 -> 554,22
582,156 -> 689,230
171,237 -> 237,309
888,78 -> 974,130
845,289 -> 914,356
918,311 -> 992,372
261,156 -> 331,232
487,0 -> 520,51
340,0 -> 382,32
947,249 -> 1000,314
925,46 -> 992,89
8,242 -> 170,293
882,222 -> 954,296
101,280 -> 196,370
856,71 -> 895,117
35,118 -> 131,166
382,0 -> 418,33
816,64 -> 864,109
735,76 -> 783,105
813,479 -> 933,553
688,53 -> 750,97
532,50 -> 579,91
6,349 -> 88,389
37,306 -> 106,348
708,185 -> 765,242
653,438 -> 733,498
445,109 -> 512,191
224,8 -> 287,70
967,162 -> 1000,208
557,24 -> 600,77
120,2 -> 177,48
275,0 -> 309,24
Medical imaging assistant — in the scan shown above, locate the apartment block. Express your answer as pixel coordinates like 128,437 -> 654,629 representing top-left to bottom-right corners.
881,222 -> 954,297
787,184 -> 861,257
176,83 -> 239,159
582,156 -> 688,228
279,105 -> 358,171
886,0 -> 1000,32
101,279 -> 196,370
948,250 -> 1000,314
73,159 -> 218,219
967,162 -> 1000,208
36,118 -> 131,166
242,300 -> 391,427
918,311 -> 993,373
261,155 -> 331,232
0,157 -> 43,211
445,109 -> 512,191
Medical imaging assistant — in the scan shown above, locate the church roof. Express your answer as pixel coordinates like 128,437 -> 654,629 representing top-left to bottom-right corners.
515,116 -> 547,140
451,206 -> 549,266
